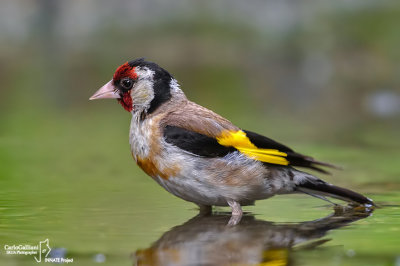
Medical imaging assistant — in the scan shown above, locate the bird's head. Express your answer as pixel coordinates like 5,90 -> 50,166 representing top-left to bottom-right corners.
90,58 -> 177,114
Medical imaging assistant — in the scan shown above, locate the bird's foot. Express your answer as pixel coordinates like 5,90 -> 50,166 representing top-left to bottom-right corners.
227,200 -> 243,226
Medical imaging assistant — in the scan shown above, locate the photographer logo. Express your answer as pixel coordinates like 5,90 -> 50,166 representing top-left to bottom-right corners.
3,239 -> 73,263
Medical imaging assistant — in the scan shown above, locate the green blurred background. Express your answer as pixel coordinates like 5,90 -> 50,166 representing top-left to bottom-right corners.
1,1 -> 400,265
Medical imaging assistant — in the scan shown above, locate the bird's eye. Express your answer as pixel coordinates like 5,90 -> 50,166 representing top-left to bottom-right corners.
120,78 -> 133,90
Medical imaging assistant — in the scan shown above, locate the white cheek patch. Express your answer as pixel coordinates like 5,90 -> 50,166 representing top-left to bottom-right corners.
131,80 -> 155,107
130,66 -> 155,108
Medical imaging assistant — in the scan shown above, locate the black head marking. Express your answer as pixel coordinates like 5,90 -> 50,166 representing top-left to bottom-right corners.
127,58 -> 173,114
148,65 -> 173,114
128,58 -> 146,67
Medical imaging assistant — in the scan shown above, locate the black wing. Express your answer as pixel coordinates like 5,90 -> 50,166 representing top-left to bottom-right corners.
163,126 -> 336,173
243,130 -> 338,174
163,125 -> 235,157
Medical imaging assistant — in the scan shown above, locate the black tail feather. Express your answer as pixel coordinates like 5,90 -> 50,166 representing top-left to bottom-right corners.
287,152 -> 342,175
297,179 -> 374,206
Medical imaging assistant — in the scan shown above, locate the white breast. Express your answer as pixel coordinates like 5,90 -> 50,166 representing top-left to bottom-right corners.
129,113 -> 153,160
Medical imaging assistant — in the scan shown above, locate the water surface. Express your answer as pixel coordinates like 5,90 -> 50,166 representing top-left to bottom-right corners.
0,112 -> 399,265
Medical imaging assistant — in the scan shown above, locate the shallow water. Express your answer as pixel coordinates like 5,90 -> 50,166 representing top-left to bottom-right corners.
0,112 -> 399,265
0,186 -> 399,266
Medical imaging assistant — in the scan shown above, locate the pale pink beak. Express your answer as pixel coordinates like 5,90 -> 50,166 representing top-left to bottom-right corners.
89,80 -> 121,100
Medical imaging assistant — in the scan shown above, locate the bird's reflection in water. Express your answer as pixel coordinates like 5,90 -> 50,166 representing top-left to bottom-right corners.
134,206 -> 372,266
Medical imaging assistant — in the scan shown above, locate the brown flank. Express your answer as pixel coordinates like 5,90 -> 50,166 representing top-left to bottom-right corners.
137,157 -> 180,180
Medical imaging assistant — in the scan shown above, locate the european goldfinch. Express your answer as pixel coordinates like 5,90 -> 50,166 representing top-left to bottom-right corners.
90,58 -> 373,225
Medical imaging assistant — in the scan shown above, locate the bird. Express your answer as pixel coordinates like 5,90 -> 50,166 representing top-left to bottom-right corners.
90,58 -> 374,225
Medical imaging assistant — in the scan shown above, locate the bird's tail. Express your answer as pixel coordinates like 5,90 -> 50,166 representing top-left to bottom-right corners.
297,179 -> 374,206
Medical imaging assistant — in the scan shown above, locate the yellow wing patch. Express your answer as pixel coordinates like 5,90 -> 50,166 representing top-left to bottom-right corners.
217,130 -> 289,165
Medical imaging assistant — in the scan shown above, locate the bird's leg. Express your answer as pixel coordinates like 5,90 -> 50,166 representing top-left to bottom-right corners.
197,204 -> 212,216
227,200 -> 243,226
